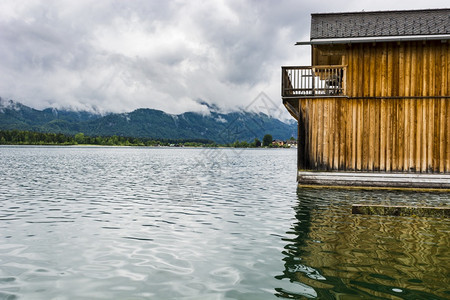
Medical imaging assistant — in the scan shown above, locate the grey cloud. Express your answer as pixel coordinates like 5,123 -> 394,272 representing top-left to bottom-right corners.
0,0 -> 448,116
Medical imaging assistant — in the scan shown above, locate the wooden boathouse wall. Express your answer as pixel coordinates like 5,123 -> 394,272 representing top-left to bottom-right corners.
294,41 -> 450,173
344,41 -> 449,99
297,97 -> 449,172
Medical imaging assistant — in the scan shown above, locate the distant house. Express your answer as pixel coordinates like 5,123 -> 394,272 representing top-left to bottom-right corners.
282,9 -> 450,189
285,140 -> 298,148
272,139 -> 285,146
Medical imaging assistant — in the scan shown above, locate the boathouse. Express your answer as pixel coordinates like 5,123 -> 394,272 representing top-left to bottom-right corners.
282,9 -> 450,189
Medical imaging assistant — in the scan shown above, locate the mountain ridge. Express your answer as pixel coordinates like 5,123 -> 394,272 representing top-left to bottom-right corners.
0,98 -> 297,143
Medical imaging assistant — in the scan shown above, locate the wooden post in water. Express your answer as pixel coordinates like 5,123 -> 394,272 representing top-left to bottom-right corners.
352,204 -> 450,217
297,104 -> 306,170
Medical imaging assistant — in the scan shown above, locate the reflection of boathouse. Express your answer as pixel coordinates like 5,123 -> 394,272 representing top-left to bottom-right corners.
282,9 -> 450,189
275,189 -> 450,299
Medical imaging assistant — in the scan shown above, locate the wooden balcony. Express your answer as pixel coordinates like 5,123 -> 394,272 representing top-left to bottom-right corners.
282,66 -> 346,98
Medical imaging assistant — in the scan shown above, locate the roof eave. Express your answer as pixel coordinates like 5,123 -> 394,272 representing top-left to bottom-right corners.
296,34 -> 450,45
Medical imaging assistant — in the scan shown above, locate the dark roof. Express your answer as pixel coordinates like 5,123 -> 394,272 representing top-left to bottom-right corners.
308,9 -> 450,42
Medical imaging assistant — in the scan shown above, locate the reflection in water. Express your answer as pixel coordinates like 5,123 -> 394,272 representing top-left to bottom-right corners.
0,146 -> 301,299
276,188 -> 450,299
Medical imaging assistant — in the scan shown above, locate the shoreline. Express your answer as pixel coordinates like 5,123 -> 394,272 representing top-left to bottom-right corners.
0,144 -> 297,149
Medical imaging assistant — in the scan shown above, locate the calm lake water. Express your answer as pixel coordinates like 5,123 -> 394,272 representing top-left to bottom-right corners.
0,146 -> 448,299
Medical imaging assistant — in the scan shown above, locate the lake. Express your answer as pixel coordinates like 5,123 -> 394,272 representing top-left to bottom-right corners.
0,146 -> 448,299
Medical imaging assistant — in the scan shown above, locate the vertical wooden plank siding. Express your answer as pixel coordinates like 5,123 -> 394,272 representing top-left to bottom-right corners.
296,41 -> 449,173
403,42 -> 411,171
380,44 -> 387,171
447,44 -> 450,173
386,44 -> 394,172
300,97 -> 449,173
444,44 -> 450,173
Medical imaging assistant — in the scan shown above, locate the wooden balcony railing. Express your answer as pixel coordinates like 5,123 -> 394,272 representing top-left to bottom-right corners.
282,66 -> 346,97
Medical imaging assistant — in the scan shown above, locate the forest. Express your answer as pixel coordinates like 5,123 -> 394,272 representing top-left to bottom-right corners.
0,130 -> 285,148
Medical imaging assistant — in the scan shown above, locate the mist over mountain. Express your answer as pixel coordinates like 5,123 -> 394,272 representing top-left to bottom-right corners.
0,98 -> 297,144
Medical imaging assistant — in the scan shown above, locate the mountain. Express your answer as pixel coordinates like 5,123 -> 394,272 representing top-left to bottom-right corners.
0,98 -> 101,131
0,98 -> 297,143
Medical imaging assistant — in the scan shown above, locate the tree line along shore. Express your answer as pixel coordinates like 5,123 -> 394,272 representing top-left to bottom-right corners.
0,130 -> 293,148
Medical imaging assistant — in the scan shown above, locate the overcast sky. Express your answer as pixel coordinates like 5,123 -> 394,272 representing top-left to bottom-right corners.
0,0 -> 448,116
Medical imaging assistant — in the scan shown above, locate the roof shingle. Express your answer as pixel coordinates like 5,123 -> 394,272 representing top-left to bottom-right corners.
311,9 -> 450,40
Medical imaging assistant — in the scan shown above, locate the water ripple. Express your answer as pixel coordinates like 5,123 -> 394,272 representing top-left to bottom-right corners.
1,146 -> 448,299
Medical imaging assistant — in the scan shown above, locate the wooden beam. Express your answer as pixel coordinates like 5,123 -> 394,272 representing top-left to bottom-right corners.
297,171 -> 450,189
297,100 -> 306,170
352,204 -> 449,217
